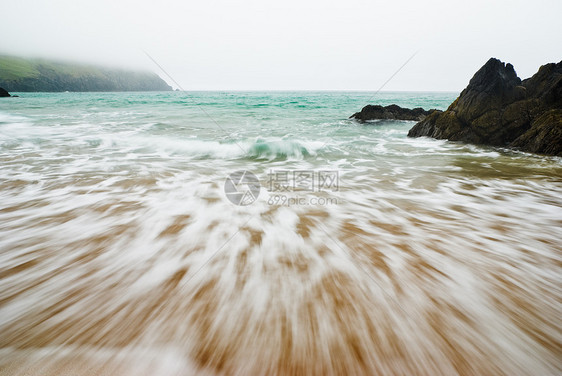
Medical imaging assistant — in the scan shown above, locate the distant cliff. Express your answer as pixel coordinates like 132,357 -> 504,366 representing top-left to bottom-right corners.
0,55 -> 172,92
408,58 -> 562,156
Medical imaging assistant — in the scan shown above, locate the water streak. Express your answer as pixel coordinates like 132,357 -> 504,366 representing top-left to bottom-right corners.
0,92 -> 561,375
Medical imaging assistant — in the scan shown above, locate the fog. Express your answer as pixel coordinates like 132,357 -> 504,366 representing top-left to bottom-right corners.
1,0 -> 561,91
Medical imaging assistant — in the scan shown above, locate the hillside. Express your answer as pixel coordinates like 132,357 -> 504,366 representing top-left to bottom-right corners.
0,55 -> 172,92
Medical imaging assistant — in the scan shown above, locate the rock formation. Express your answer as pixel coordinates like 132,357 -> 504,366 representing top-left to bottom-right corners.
408,58 -> 562,156
350,104 -> 436,121
0,87 -> 10,97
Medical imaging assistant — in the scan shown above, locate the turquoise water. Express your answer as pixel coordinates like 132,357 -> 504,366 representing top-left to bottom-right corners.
1,91 -> 561,375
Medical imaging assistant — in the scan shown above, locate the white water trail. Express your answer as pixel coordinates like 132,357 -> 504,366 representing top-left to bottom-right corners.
1,97 -> 561,375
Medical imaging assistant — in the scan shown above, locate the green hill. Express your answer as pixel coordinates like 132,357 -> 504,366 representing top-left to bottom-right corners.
0,55 -> 172,92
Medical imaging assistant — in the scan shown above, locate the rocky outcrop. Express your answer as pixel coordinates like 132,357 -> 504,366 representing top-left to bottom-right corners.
350,104 -> 436,121
408,58 -> 562,156
0,87 -> 10,97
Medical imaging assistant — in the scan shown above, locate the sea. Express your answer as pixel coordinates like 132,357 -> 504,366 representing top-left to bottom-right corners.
0,91 -> 561,375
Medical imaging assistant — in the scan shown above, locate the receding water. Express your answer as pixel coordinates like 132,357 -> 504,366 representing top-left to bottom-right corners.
0,91 -> 561,375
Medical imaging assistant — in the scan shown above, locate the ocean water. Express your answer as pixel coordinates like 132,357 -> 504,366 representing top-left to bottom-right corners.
0,91 -> 561,375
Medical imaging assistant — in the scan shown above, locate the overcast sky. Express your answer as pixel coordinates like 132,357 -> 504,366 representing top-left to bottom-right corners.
2,0 -> 561,91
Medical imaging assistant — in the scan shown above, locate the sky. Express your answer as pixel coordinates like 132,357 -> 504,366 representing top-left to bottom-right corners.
1,0 -> 561,91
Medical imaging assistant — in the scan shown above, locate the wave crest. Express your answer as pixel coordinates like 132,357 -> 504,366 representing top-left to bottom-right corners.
246,139 -> 313,160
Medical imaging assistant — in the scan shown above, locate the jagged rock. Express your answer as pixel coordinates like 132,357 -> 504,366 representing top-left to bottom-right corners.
350,104 -> 436,121
0,87 -> 11,97
408,58 -> 562,156
511,109 -> 562,155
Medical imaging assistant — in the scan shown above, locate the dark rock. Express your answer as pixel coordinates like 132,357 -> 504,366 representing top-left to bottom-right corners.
0,87 -> 11,97
510,109 -> 562,155
408,58 -> 562,156
350,104 -> 437,122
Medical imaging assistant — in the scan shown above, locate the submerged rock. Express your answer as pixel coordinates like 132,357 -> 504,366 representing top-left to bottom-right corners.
350,104 -> 436,121
0,87 -> 11,97
408,58 -> 562,156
